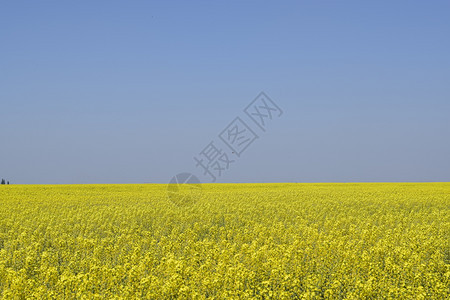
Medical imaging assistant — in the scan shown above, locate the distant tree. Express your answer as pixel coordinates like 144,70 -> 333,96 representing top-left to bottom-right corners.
1,179 -> 4,185
7,181 -> 9,185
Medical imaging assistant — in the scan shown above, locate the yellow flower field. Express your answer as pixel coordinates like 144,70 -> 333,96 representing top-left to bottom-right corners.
0,183 -> 449,299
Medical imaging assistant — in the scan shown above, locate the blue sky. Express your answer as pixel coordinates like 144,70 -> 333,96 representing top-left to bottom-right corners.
1,1 -> 449,184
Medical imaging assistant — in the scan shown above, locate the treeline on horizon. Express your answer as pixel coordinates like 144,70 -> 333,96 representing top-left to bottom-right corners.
1,179 -> 10,185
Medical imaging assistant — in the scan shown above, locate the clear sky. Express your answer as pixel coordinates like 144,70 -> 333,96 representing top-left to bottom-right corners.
1,1 -> 449,184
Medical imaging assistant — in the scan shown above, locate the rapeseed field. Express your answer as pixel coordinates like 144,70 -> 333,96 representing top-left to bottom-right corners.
0,183 -> 448,299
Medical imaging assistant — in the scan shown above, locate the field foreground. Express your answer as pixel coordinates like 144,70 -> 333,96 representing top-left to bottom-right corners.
0,183 -> 449,299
